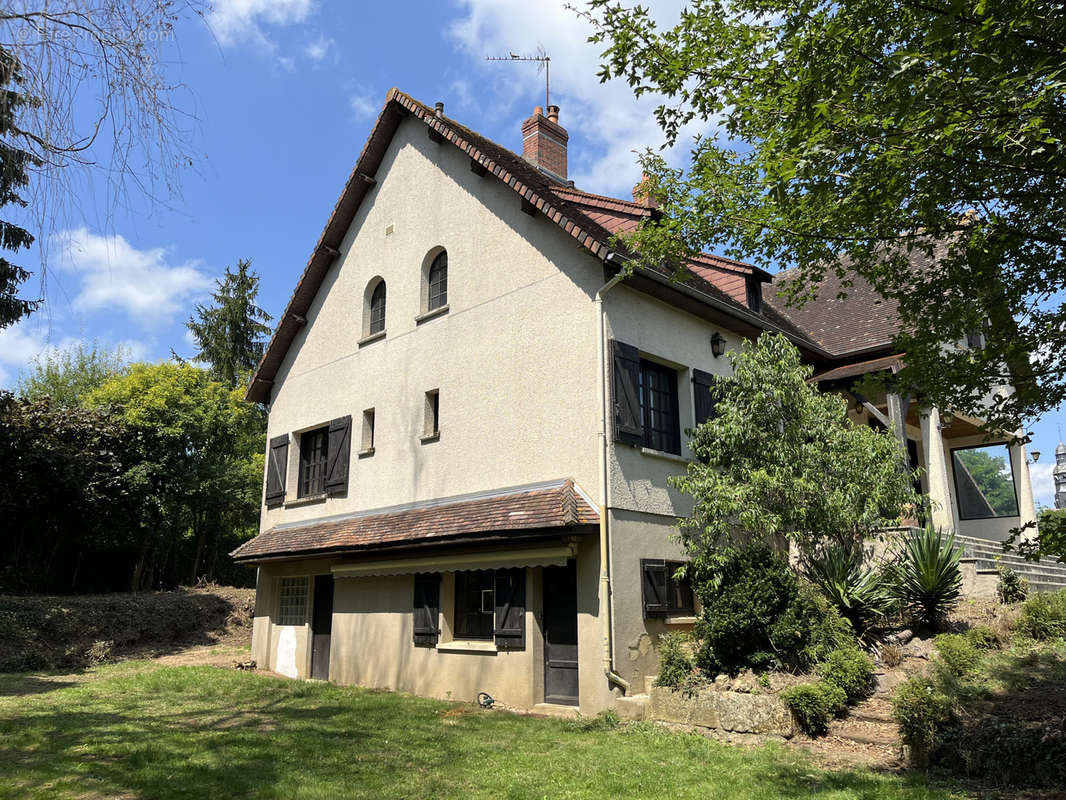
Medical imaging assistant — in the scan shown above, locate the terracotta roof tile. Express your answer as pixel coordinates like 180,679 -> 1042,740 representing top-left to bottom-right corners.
230,479 -> 598,563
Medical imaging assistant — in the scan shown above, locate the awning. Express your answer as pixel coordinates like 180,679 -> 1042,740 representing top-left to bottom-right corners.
331,542 -> 577,578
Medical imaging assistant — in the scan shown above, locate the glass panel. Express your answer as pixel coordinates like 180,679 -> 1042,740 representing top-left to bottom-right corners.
952,444 -> 1019,519
454,570 -> 494,640
428,252 -> 447,311
278,577 -> 308,625
369,282 -> 386,334
299,428 -> 328,497
640,360 -> 680,454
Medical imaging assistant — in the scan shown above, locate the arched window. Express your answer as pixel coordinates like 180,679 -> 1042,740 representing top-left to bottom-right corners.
427,251 -> 448,311
369,280 -> 386,335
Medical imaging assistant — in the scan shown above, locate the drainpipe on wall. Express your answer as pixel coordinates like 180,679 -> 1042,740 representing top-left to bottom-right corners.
596,252 -> 630,695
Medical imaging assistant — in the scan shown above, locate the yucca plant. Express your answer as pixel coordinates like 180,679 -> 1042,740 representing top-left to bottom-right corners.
888,526 -> 962,630
803,544 -> 892,638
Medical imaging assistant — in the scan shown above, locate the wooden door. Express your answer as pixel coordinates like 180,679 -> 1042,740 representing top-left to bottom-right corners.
310,574 -> 334,680
543,560 -> 579,705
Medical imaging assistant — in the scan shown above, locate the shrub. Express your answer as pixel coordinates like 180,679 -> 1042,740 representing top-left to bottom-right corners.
693,543 -> 855,674
782,681 -> 847,736
933,633 -> 981,677
997,565 -> 1029,604
654,633 -> 695,689
963,624 -> 998,650
1016,588 -> 1066,640
939,712 -> 1066,788
888,526 -> 962,630
891,676 -> 956,762
817,647 -> 875,703
803,545 -> 892,637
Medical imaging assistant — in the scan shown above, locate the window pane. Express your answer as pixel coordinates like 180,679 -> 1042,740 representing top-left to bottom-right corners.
299,428 -> 328,497
369,282 -> 386,334
454,570 -> 494,640
952,444 -> 1019,518
278,577 -> 308,625
428,252 -> 447,311
639,360 -> 679,454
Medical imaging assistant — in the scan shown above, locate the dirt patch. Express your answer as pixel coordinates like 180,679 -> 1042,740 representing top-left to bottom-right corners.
0,584 -> 254,672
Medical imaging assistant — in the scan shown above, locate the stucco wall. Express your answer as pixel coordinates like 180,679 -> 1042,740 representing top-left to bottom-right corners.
260,115 -> 604,529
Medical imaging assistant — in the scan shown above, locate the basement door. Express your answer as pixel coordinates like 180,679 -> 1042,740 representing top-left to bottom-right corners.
310,574 -> 334,680
543,560 -> 579,705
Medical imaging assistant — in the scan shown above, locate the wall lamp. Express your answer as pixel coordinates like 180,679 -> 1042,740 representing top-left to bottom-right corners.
710,332 -> 726,358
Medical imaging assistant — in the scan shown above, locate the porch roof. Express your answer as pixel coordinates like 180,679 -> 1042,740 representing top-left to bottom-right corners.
230,479 -> 599,564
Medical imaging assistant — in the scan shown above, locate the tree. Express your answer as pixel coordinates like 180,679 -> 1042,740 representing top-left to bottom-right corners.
86,363 -> 263,589
0,2 -> 204,325
1006,507 -> 1066,564
0,47 -> 41,327
580,0 -> 1066,431
672,334 -> 919,567
185,259 -> 272,388
18,340 -> 131,405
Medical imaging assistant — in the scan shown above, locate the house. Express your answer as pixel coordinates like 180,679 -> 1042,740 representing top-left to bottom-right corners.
232,89 -> 1038,713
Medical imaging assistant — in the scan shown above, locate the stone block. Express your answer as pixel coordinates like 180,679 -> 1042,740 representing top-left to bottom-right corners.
614,694 -> 648,722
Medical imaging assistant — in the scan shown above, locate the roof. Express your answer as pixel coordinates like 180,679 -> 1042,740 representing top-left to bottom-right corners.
246,89 -> 808,404
811,353 -> 904,383
230,479 -> 599,563
766,268 -> 902,357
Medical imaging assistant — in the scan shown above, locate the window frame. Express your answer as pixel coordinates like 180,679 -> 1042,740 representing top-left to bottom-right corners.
278,576 -> 309,626
368,280 -> 387,335
298,426 -> 329,497
427,251 -> 448,311
638,358 -> 681,455
641,559 -> 695,618
453,570 -> 495,641
950,442 -> 1021,520
745,276 -> 762,313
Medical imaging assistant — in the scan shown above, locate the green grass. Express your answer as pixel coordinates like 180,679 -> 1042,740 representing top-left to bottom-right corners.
0,663 -> 967,800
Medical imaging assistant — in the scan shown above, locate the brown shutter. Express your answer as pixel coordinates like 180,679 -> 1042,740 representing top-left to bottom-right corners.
692,369 -> 719,427
493,568 -> 526,651
413,573 -> 440,647
641,559 -> 668,617
264,434 -> 289,505
610,339 -> 643,446
324,415 -> 352,493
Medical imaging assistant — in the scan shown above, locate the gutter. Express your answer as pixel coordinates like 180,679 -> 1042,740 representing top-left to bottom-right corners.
596,251 -> 631,695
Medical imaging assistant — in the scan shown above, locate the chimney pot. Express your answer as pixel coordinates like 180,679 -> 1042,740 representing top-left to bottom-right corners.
521,104 -> 568,181
434,101 -> 444,117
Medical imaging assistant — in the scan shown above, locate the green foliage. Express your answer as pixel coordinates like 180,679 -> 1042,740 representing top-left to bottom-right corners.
891,676 -> 957,759
932,634 -> 981,678
673,335 -> 919,559
566,709 -> 621,732
653,633 -> 695,689
581,0 -> 1066,430
18,340 -> 132,406
963,625 -> 999,650
817,647 -> 874,704
996,566 -> 1029,604
803,545 -> 892,637
185,259 -> 272,388
887,527 -> 962,630
1016,589 -> 1066,641
0,47 -> 42,328
1006,508 -> 1066,564
693,543 -> 854,675
781,681 -> 847,736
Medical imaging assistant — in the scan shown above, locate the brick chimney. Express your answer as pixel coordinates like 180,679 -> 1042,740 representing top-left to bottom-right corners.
521,104 -> 568,181
631,172 -> 660,209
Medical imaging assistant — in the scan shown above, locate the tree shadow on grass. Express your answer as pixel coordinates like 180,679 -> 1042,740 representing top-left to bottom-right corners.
0,673 -> 79,697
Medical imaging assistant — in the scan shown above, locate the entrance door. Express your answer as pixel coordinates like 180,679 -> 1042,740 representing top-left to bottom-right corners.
310,574 -> 334,680
543,560 -> 579,705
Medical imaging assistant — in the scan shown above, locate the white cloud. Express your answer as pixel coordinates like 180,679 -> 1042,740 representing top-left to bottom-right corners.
52,228 -> 213,328
349,91 -> 378,121
0,323 -> 82,389
447,1 -> 714,197
305,35 -> 333,62
1030,461 -> 1056,508
206,0 -> 315,47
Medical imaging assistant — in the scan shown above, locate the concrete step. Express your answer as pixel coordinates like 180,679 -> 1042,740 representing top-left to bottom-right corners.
614,693 -> 649,722
962,559 -> 1066,582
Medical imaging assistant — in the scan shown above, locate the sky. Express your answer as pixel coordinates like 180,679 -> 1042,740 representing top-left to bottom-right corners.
1,0 -> 1062,506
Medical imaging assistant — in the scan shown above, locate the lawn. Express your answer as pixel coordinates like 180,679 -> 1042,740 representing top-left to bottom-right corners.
0,662 -> 967,800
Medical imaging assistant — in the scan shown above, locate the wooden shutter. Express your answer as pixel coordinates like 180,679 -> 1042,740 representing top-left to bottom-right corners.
493,568 -> 526,651
610,339 -> 643,446
641,559 -> 668,617
692,369 -> 719,427
413,573 -> 440,647
324,415 -> 352,494
264,434 -> 289,505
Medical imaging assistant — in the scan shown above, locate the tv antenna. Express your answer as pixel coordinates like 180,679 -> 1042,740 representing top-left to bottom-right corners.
486,45 -> 551,109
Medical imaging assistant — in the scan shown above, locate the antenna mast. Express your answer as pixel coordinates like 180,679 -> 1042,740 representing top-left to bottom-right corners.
486,45 -> 551,109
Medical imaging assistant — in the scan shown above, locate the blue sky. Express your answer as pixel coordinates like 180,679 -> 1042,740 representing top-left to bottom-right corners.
1,0 -> 1062,505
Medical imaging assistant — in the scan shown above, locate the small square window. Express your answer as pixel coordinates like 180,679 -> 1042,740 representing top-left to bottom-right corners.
278,577 -> 309,625
641,560 -> 695,617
